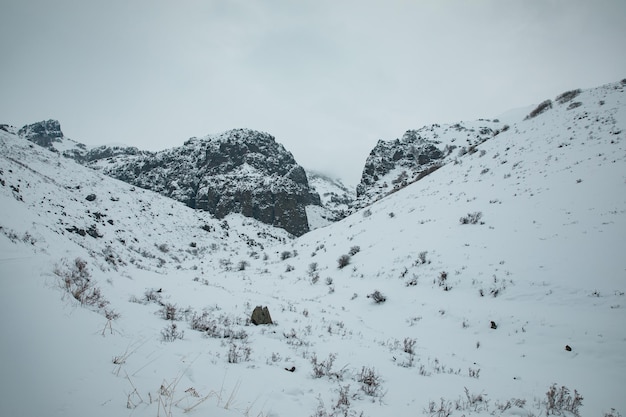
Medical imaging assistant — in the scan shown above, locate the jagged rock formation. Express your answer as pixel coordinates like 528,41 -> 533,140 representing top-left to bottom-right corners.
354,120 -> 503,208
17,120 -> 148,163
90,129 -> 320,236
18,119 -> 64,148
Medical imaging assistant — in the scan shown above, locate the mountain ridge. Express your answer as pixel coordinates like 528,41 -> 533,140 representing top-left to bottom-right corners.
1,78 -> 625,416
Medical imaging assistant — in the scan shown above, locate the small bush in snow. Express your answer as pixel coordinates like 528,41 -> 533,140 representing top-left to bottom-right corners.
159,303 -> 182,321
357,366 -> 383,398
348,246 -> 360,256
337,254 -> 351,269
367,290 -> 386,303
362,209 -> 372,218
227,341 -> 251,363
143,288 -> 163,304
544,384 -> 583,417
405,275 -> 418,287
311,353 -> 341,379
437,271 -> 449,288
161,322 -> 184,342
281,250 -> 292,260
555,88 -> 581,104
418,250 -> 428,264
525,99 -> 553,119
459,211 -> 483,225
54,258 -> 117,319
237,260 -> 249,271
403,337 -> 416,355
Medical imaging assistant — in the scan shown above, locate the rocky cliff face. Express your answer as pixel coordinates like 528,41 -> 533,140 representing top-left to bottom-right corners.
355,120 -> 504,207
89,129 -> 320,236
18,119 -> 64,148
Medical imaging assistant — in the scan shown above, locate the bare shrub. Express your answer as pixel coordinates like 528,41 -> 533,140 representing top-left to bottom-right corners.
144,288 -> 163,304
311,353 -> 342,379
403,337 -> 416,355
227,342 -> 251,363
337,254 -> 351,269
426,398 -> 453,417
348,246 -> 361,256
556,89 -> 581,104
459,212 -> 483,225
367,290 -> 386,303
468,367 -> 480,378
545,384 -> 583,416
54,258 -> 116,318
159,303 -> 182,321
418,251 -> 428,264
357,366 -> 383,398
161,322 -> 184,342
190,310 -> 247,339
567,101 -> 582,110
525,99 -> 553,119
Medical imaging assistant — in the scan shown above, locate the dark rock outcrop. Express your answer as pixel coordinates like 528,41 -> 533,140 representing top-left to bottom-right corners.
17,120 -> 91,162
18,119 -> 64,148
355,128 -> 447,205
94,129 -> 319,236
354,121 -> 501,208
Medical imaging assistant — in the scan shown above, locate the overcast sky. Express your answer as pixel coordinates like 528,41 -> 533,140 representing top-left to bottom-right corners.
1,0 -> 625,185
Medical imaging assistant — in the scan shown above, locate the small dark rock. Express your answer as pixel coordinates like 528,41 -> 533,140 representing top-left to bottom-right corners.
490,321 -> 498,329
284,366 -> 296,372
86,194 -> 97,202
565,345 -> 572,351
251,305 -> 273,325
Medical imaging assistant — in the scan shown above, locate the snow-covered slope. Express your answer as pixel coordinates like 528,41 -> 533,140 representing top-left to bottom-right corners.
1,79 -> 625,417
306,171 -> 355,229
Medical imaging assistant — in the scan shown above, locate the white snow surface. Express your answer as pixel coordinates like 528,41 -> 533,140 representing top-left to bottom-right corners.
1,80 -> 626,417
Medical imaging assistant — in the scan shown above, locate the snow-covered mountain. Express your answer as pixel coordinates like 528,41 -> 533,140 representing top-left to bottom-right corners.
14,123 -> 322,236
306,171 -> 355,229
1,79 -> 625,417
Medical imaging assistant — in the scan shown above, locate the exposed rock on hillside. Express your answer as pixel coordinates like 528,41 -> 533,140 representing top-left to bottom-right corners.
18,119 -> 64,148
90,129 -> 320,236
355,121 -> 503,208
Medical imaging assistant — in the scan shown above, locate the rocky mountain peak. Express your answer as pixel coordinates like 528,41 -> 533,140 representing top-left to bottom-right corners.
18,119 -> 64,148
92,128 -> 320,236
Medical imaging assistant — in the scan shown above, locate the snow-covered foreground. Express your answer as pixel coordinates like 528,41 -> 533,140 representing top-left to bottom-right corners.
1,80 -> 625,417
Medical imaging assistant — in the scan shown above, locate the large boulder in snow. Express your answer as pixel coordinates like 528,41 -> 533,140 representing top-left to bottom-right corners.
250,306 -> 273,325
